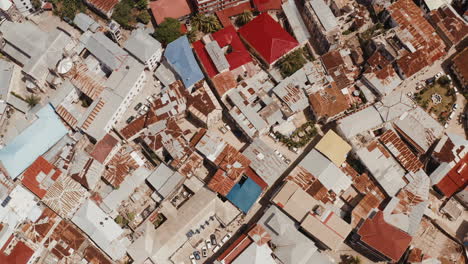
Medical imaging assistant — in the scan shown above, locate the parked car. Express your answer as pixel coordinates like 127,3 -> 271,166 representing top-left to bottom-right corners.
224,124 -> 231,131
210,234 -> 217,246
453,87 -> 459,94
126,116 -> 135,124
416,84 -> 424,90
426,77 -> 436,85
291,147 -> 299,154
212,245 -> 219,253
189,255 -> 197,264
206,239 -> 212,249
201,246 -> 207,257
193,251 -> 201,260
435,72 -> 443,79
134,102 -> 143,111
453,103 -> 458,110
219,126 -> 227,134
444,122 -> 449,129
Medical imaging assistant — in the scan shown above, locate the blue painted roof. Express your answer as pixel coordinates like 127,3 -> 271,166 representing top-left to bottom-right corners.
164,36 -> 204,89
0,104 -> 68,179
226,177 -> 262,213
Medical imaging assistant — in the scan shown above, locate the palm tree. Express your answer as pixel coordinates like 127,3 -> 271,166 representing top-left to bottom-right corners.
191,13 -> 221,33
236,10 -> 253,26
25,94 -> 40,107
186,29 -> 198,43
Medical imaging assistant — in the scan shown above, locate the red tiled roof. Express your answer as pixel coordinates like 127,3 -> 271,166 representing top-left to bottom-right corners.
0,236 -> 34,264
102,147 -> 139,187
253,0 -> 282,12
238,13 -> 298,64
429,6 -> 468,47
22,208 -> 60,243
213,26 -> 253,70
86,0 -> 118,13
214,144 -> 251,181
436,153 -> 468,197
193,40 -> 218,78
248,224 -> 271,246
90,133 -> 118,164
357,211 -> 412,262
212,71 -> 238,97
84,246 -> 112,264
215,2 -> 252,27
150,0 -> 192,25
22,156 -> 61,199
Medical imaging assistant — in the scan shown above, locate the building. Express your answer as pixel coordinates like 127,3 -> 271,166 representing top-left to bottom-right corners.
124,29 -> 163,70
315,130 -> 352,167
83,0 -> 118,18
69,150 -> 105,190
150,0 -> 192,25
0,59 -> 13,100
192,0 -> 250,13
72,200 -> 128,260
356,140 -> 407,196
0,105 -> 68,179
21,156 -> 61,199
282,0 -> 311,45
146,163 -> 184,201
193,26 -> 252,78
84,32 -> 129,73
428,5 -> 468,48
127,187 -> 239,264
42,175 -> 88,218
242,139 -> 288,186
386,0 -> 446,79
336,106 -> 384,140
0,21 -> 72,89
361,51 -> 402,97
80,57 -> 146,141
73,13 -> 101,32
164,36 -> 204,92
12,0 -> 33,16
351,211 -> 412,262
238,13 -> 299,66
301,0 -> 340,54
272,68 -> 310,115
451,47 -> 468,90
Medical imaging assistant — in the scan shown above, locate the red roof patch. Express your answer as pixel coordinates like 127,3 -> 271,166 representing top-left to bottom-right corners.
357,211 -> 412,262
238,13 -> 299,64
253,0 -> 282,12
0,235 -> 34,264
22,156 -> 61,199
150,0 -> 192,25
436,153 -> 468,197
90,133 -> 118,164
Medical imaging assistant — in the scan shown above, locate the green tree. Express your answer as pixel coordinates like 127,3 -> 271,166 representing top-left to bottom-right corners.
31,0 -> 42,10
112,0 -> 134,28
235,10 -> 252,26
58,0 -> 85,20
137,11 -> 151,24
277,49 -> 307,77
25,94 -> 40,108
153,18 -> 182,45
186,29 -> 198,43
437,75 -> 451,86
339,255 -> 361,264
135,0 -> 147,10
191,13 -> 221,33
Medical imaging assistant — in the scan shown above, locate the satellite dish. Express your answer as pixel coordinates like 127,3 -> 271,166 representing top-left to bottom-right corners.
57,58 -> 73,74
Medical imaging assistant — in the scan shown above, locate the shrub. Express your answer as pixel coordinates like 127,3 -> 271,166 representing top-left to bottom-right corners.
153,18 -> 182,45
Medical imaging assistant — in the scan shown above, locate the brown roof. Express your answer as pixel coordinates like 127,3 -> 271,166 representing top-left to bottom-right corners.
86,0 -> 118,13
379,130 -> 423,173
429,6 -> 468,46
389,0 -> 446,77
68,64 -> 106,100
286,166 -> 336,204
42,176 -> 87,218
214,144 -> 251,181
208,169 -> 237,196
0,235 -> 34,264
352,192 -> 383,226
150,0 -> 192,25
46,221 -> 86,259
90,133 -> 118,164
22,156 -> 61,199
452,48 -> 468,86
102,146 -> 139,187
357,211 -> 412,262
309,82 -> 349,118
83,246 -> 112,264
21,208 -> 60,243
211,71 -> 238,97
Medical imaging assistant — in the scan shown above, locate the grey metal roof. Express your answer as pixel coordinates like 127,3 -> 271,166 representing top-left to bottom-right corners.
146,163 -> 184,199
74,13 -> 100,32
307,0 -> 338,32
0,21 -> 48,58
242,139 -> 288,186
362,70 -> 402,96
105,57 -> 145,98
49,80 -> 75,107
6,94 -> 29,113
282,1 -> 311,44
228,89 -> 268,134
356,144 -> 406,196
336,106 -> 384,139
154,62 -> 177,87
258,206 -> 319,264
205,41 -> 230,72
0,59 -> 13,99
85,32 -> 129,71
374,91 -> 413,122
299,149 -> 351,194
272,68 -> 309,113
124,29 -> 162,64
